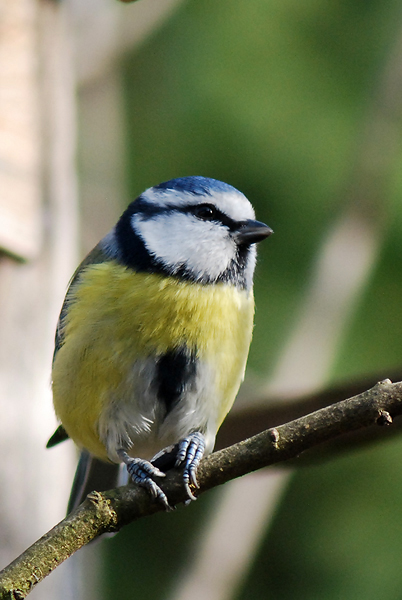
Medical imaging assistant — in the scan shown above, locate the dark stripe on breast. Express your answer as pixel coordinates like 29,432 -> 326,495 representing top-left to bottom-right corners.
156,348 -> 197,414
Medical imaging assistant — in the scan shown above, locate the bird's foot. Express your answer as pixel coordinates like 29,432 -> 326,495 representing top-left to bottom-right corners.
175,432 -> 205,501
117,450 -> 171,511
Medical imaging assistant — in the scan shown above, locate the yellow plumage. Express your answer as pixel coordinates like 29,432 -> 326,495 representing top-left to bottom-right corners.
52,261 -> 254,461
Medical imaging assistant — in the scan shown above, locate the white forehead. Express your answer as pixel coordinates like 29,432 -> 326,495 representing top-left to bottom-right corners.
141,186 -> 255,222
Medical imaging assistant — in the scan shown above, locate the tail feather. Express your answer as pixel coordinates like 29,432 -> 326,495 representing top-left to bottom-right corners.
67,450 -> 123,515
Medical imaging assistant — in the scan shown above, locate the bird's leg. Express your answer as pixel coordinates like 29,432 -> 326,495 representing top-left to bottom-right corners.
175,431 -> 206,501
117,449 -> 171,511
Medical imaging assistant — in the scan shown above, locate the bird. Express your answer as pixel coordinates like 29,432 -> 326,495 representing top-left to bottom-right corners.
47,176 -> 272,511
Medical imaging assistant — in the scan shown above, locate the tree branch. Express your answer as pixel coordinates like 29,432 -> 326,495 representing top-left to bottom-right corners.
1,378 -> 402,598
217,368 -> 402,452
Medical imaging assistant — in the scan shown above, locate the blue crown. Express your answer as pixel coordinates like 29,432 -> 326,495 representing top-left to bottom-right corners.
154,176 -> 241,197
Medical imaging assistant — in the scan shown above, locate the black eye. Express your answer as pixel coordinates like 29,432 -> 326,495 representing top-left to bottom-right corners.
192,204 -> 218,221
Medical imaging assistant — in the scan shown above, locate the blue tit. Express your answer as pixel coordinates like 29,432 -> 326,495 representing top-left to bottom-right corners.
47,176 -> 272,511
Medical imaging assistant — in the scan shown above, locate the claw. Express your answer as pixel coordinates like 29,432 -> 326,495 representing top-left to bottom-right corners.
126,457 -> 165,481
117,432 -> 206,509
175,432 -> 205,501
118,451 -> 172,511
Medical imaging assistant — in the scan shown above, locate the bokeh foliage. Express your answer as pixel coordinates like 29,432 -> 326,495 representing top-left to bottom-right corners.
103,0 -> 402,597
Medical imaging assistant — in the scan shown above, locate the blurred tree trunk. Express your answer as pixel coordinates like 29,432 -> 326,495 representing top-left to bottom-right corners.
0,1 -> 184,598
0,1 -> 78,597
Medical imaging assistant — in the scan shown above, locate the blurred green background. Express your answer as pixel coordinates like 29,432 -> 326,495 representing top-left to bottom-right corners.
82,0 -> 402,597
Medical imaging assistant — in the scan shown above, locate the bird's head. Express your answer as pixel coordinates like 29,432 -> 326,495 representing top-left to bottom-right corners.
108,176 -> 272,289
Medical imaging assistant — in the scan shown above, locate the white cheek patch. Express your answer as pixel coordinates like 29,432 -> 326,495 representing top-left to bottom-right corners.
132,212 -> 236,281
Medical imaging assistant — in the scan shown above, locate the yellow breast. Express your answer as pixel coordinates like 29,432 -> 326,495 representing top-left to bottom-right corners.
52,262 -> 254,460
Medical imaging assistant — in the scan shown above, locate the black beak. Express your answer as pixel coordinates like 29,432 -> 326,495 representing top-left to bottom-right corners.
234,219 -> 273,245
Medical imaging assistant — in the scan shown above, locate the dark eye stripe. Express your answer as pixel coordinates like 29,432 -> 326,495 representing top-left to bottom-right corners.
124,196 -> 240,231
184,203 -> 239,231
